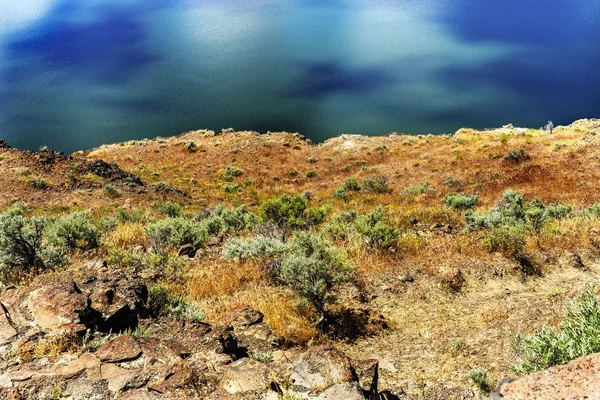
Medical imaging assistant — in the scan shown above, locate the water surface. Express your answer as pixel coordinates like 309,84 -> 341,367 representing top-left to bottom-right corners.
1,0 -> 599,152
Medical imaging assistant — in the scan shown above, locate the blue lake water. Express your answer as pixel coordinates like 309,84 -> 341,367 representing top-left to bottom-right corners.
1,0 -> 599,153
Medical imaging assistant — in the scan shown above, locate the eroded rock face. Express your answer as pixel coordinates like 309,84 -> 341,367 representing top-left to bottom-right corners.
491,352 -> 600,399
27,281 -> 88,331
0,262 -> 380,400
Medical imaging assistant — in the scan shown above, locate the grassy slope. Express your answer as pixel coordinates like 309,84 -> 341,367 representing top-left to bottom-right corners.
2,118 -> 600,396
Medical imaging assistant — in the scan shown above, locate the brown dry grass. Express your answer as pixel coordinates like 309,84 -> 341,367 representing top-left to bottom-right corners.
103,222 -> 148,249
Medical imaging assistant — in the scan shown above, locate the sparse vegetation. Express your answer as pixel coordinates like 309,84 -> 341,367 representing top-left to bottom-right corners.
469,368 -> 491,394
512,285 -> 600,376
103,184 -> 120,198
29,176 -> 49,190
444,193 -> 478,210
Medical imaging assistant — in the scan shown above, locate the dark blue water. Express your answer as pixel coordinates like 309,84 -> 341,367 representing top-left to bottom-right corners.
1,0 -> 599,153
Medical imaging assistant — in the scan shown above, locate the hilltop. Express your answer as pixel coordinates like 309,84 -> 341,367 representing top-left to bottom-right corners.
0,119 -> 600,399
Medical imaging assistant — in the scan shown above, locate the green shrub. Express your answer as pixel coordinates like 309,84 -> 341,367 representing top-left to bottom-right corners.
334,187 -> 348,202
103,184 -> 121,198
512,285 -> 600,376
342,177 -> 361,191
545,204 -> 573,219
362,176 -> 392,193
0,207 -> 65,280
145,217 -> 208,252
47,210 -> 100,251
468,368 -> 491,394
305,170 -> 317,178
482,226 -> 525,256
306,155 -> 318,163
160,202 -> 183,218
403,183 -> 431,195
185,141 -> 198,152
222,236 -> 288,261
29,177 -> 49,190
148,284 -> 204,321
261,194 -> 307,241
222,183 -> 241,193
587,203 -> 600,217
324,211 -> 358,242
115,208 -> 143,223
354,207 -> 398,249
503,148 -> 531,163
271,231 -> 353,323
444,194 -> 478,210
99,216 -> 118,232
223,165 -> 243,178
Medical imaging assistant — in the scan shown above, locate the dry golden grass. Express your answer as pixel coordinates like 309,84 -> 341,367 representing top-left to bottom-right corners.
103,222 -> 148,249
17,332 -> 82,363
186,257 -> 262,299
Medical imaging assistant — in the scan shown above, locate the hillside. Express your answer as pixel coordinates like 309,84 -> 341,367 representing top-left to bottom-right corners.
1,119 -> 600,399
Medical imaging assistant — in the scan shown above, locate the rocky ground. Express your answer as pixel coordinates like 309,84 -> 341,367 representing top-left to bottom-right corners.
0,262 -> 384,400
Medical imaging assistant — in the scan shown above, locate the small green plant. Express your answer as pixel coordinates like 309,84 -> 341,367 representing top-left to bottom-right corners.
159,202 -> 183,218
403,183 -> 431,195
306,155 -> 318,163
342,177 -> 361,191
29,177 -> 49,190
305,170 -> 317,178
251,351 -> 274,363
512,285 -> 600,376
222,183 -> 241,193
223,165 -> 244,178
468,368 -> 491,394
148,283 -> 204,322
482,226 -> 525,256
354,207 -> 398,250
103,184 -> 121,198
185,141 -> 198,152
503,148 -> 531,163
444,194 -> 478,210
334,187 -> 348,202
450,338 -> 468,356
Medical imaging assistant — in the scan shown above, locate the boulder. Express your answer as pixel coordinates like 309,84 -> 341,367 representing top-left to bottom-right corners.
27,281 -> 87,331
289,345 -> 355,393
225,307 -> 280,355
95,335 -> 142,363
491,352 -> 600,399
221,358 -> 275,395
80,269 -> 148,332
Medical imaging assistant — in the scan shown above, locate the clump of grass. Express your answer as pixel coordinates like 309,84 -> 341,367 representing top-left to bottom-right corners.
29,177 -> 49,190
503,148 -> 531,163
450,338 -> 468,356
403,183 -> 431,195
482,226 -> 525,256
103,184 -> 120,198
185,141 -> 198,152
160,201 -> 183,218
148,283 -> 204,322
306,155 -> 318,163
223,165 -> 244,178
444,194 -> 478,210
362,176 -> 391,194
468,368 -> 491,394
512,285 -> 600,376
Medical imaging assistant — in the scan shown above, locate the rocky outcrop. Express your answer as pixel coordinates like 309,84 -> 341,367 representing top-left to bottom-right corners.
491,352 -> 600,399
0,266 -> 381,399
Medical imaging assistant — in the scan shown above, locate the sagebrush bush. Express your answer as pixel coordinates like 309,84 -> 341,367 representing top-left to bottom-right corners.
0,207 -> 65,280
145,217 -> 208,252
270,231 -> 353,324
333,187 -> 348,202
324,211 -> 358,242
482,226 -> 525,256
362,176 -> 392,193
29,177 -> 49,190
403,183 -> 431,195
261,194 -> 308,241
47,210 -> 100,251
444,194 -> 478,210
355,207 -> 399,249
148,284 -> 204,321
512,285 -> 600,376
185,141 -> 198,152
343,177 -> 361,191
223,165 -> 243,178
160,202 -> 183,218
115,208 -> 143,223
222,236 -> 288,261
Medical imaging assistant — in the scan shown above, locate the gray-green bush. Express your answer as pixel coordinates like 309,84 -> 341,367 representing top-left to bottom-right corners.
222,236 -> 288,261
148,284 -> 204,321
444,194 -> 478,210
47,210 -> 100,251
145,217 -> 208,252
512,285 -> 600,376
354,207 -> 398,249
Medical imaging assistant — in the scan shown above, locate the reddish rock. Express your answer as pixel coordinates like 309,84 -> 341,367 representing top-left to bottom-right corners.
27,281 -> 87,331
95,335 -> 142,363
0,304 -> 17,345
493,352 -> 600,399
